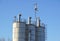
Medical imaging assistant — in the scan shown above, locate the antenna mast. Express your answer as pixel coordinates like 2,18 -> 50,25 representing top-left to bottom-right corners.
34,3 -> 38,25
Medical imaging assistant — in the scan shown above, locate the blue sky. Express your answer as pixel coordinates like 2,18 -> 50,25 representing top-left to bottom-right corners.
0,0 -> 60,41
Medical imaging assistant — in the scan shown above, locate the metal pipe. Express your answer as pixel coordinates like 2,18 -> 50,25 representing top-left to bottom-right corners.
18,14 -> 21,22
28,17 -> 32,24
